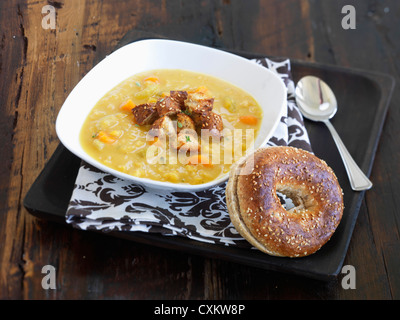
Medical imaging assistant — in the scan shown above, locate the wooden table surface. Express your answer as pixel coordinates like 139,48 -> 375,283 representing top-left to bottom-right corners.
1,0 -> 399,300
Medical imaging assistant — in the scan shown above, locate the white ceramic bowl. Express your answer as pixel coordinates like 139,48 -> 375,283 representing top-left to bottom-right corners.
56,39 -> 286,191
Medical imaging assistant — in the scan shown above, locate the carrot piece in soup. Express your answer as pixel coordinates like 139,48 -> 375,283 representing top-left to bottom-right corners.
120,99 -> 136,112
195,86 -> 208,93
97,131 -> 117,144
188,154 -> 213,167
144,76 -> 160,84
147,137 -> 159,146
239,115 -> 259,125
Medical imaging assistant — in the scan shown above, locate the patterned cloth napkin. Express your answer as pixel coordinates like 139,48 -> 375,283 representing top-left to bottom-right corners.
65,57 -> 312,247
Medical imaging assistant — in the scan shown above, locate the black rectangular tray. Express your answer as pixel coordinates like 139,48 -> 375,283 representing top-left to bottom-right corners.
23,33 -> 395,281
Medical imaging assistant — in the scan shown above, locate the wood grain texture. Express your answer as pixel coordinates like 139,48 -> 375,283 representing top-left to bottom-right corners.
0,0 -> 399,300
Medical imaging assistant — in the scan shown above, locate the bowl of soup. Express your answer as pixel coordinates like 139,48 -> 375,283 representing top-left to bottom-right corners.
56,39 -> 286,191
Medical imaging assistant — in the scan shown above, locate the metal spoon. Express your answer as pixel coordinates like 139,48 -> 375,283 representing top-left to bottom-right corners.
295,75 -> 373,191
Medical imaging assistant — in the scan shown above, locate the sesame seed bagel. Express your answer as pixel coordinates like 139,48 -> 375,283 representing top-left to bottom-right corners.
226,146 -> 344,258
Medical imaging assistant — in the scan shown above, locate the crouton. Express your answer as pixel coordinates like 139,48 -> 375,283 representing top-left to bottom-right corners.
170,91 -> 188,107
149,115 -> 176,137
155,95 -> 182,117
132,103 -> 158,125
176,112 -> 195,134
197,111 -> 224,138
184,91 -> 214,114
149,115 -> 179,149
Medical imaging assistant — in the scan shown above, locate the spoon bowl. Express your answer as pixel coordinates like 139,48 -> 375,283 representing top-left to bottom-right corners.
295,76 -> 373,191
295,76 -> 338,121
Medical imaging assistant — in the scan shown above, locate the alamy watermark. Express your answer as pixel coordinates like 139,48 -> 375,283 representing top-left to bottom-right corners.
342,5 -> 356,30
341,265 -> 356,289
39,263 -> 356,291
41,265 -> 56,290
40,5 -> 357,31
41,5 -> 56,30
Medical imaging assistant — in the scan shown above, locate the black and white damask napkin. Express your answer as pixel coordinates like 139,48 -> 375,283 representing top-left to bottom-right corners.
65,57 -> 312,247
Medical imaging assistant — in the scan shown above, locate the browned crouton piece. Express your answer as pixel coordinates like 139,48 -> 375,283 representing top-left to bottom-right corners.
155,95 -> 182,117
197,111 -> 224,137
189,103 -> 223,130
170,91 -> 188,107
184,92 -> 214,114
132,103 -> 158,125
190,106 -> 208,127
149,115 -> 176,138
184,98 -> 214,115
176,112 -> 195,134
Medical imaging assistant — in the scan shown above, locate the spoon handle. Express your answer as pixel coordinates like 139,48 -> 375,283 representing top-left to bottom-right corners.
323,120 -> 373,191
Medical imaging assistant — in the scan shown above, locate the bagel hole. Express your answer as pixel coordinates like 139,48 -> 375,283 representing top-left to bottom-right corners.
276,192 -> 296,210
276,184 -> 315,213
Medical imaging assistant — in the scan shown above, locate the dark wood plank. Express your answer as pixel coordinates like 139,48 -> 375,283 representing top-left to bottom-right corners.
0,0 -> 29,300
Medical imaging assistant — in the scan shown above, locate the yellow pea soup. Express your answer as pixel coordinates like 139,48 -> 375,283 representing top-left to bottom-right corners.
80,69 -> 263,185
